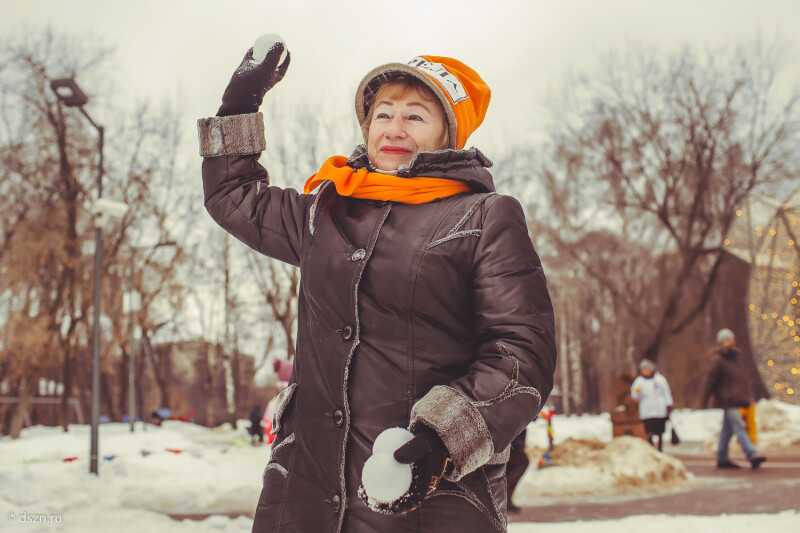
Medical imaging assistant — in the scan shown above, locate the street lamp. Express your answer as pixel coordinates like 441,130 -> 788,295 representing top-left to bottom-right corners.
125,240 -> 177,432
51,77 -> 107,476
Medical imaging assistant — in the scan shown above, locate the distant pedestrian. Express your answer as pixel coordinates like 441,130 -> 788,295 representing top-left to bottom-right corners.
248,405 -> 265,445
505,428 -> 529,513
630,359 -> 673,451
701,328 -> 766,469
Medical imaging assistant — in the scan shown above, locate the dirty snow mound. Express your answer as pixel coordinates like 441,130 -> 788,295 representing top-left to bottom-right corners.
515,436 -> 693,502
756,399 -> 800,449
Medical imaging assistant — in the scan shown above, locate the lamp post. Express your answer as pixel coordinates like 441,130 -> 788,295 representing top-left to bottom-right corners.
126,248 -> 141,433
126,241 -> 177,432
51,78 -> 105,475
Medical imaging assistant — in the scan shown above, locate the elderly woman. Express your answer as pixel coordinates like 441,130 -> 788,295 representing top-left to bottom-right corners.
197,39 -> 556,533
630,359 -> 673,451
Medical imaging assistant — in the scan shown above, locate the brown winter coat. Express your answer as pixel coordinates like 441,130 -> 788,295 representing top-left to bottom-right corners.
198,113 -> 557,533
701,347 -> 752,409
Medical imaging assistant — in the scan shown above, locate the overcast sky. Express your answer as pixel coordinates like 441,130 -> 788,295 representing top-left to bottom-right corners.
2,0 -> 798,157
2,0 -> 797,357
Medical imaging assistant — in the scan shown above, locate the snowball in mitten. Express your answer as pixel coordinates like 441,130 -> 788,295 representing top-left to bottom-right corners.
361,427 -> 414,504
359,426 -> 449,515
217,33 -> 291,117
361,453 -> 413,504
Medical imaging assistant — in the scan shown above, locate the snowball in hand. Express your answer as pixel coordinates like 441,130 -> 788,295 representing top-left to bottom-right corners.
252,33 -> 286,63
373,427 -> 414,455
361,427 -> 415,504
362,453 -> 413,504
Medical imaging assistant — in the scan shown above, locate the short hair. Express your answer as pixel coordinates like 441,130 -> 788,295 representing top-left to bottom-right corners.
362,76 -> 449,150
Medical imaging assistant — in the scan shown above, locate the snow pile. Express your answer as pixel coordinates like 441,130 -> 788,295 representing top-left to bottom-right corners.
0,421 -> 265,519
527,412 -> 613,448
526,399 -> 800,452
667,399 -> 800,454
515,436 -> 693,502
753,399 -> 800,449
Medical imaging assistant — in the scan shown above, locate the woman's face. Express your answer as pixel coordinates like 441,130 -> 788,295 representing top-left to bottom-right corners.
367,92 -> 447,171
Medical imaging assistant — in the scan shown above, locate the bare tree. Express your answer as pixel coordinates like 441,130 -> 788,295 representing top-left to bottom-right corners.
0,29 -> 194,435
246,253 -> 299,361
0,30 -> 113,435
536,38 -> 800,405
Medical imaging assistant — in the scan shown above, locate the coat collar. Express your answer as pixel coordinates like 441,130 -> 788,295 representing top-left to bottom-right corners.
346,145 -> 496,193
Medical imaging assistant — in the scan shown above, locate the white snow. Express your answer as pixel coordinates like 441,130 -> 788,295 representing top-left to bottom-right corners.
251,33 -> 285,64
1,399 -> 798,532
361,427 -> 414,503
372,426 -> 414,455
361,453 -> 412,503
526,398 -> 800,452
515,436 -> 692,502
507,511 -> 800,533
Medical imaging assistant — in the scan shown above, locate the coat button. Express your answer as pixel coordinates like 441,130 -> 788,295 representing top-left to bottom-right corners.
351,249 -> 366,261
333,409 -> 344,427
331,493 -> 341,513
341,325 -> 354,341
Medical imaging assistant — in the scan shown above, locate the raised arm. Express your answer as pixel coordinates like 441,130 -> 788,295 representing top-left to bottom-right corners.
197,36 -> 310,266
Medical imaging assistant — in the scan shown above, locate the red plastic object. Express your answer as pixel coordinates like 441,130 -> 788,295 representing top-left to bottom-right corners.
540,408 -> 555,421
262,419 -> 276,444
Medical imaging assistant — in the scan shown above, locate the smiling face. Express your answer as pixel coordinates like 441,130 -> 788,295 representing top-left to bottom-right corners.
365,80 -> 448,171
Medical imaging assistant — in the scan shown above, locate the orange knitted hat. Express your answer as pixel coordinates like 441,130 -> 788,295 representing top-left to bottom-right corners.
355,55 -> 491,150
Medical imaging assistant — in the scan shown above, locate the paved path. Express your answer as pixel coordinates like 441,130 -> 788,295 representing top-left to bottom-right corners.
508,454 -> 800,523
170,451 -> 800,523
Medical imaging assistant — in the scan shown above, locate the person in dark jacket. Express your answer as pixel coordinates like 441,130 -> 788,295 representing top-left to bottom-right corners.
505,429 -> 529,513
248,405 -> 265,445
701,328 -> 766,469
197,38 -> 556,533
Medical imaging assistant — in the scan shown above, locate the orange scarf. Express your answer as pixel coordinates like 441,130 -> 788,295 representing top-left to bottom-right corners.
304,155 -> 471,204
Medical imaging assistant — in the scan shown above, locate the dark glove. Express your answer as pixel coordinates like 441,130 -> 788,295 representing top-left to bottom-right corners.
360,426 -> 450,515
217,41 -> 290,117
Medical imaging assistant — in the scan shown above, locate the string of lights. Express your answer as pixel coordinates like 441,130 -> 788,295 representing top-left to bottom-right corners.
726,192 -> 800,404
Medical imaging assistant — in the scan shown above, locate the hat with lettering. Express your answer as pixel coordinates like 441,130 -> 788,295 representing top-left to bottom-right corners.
355,55 -> 491,150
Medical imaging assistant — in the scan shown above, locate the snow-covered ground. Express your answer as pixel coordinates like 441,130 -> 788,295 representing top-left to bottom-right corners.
516,398 -> 800,502
526,398 -> 800,451
1,399 -> 798,532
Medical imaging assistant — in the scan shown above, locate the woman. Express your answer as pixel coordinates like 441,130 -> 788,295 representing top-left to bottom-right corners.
630,359 -> 673,451
197,40 -> 556,533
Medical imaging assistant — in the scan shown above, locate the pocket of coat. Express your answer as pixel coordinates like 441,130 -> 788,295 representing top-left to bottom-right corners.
271,383 -> 297,436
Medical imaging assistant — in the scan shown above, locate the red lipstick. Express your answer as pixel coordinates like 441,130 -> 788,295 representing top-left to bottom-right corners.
381,146 -> 411,154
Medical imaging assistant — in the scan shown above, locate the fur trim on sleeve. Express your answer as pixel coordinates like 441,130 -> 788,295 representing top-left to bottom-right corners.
197,113 -> 266,157
409,385 -> 494,482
